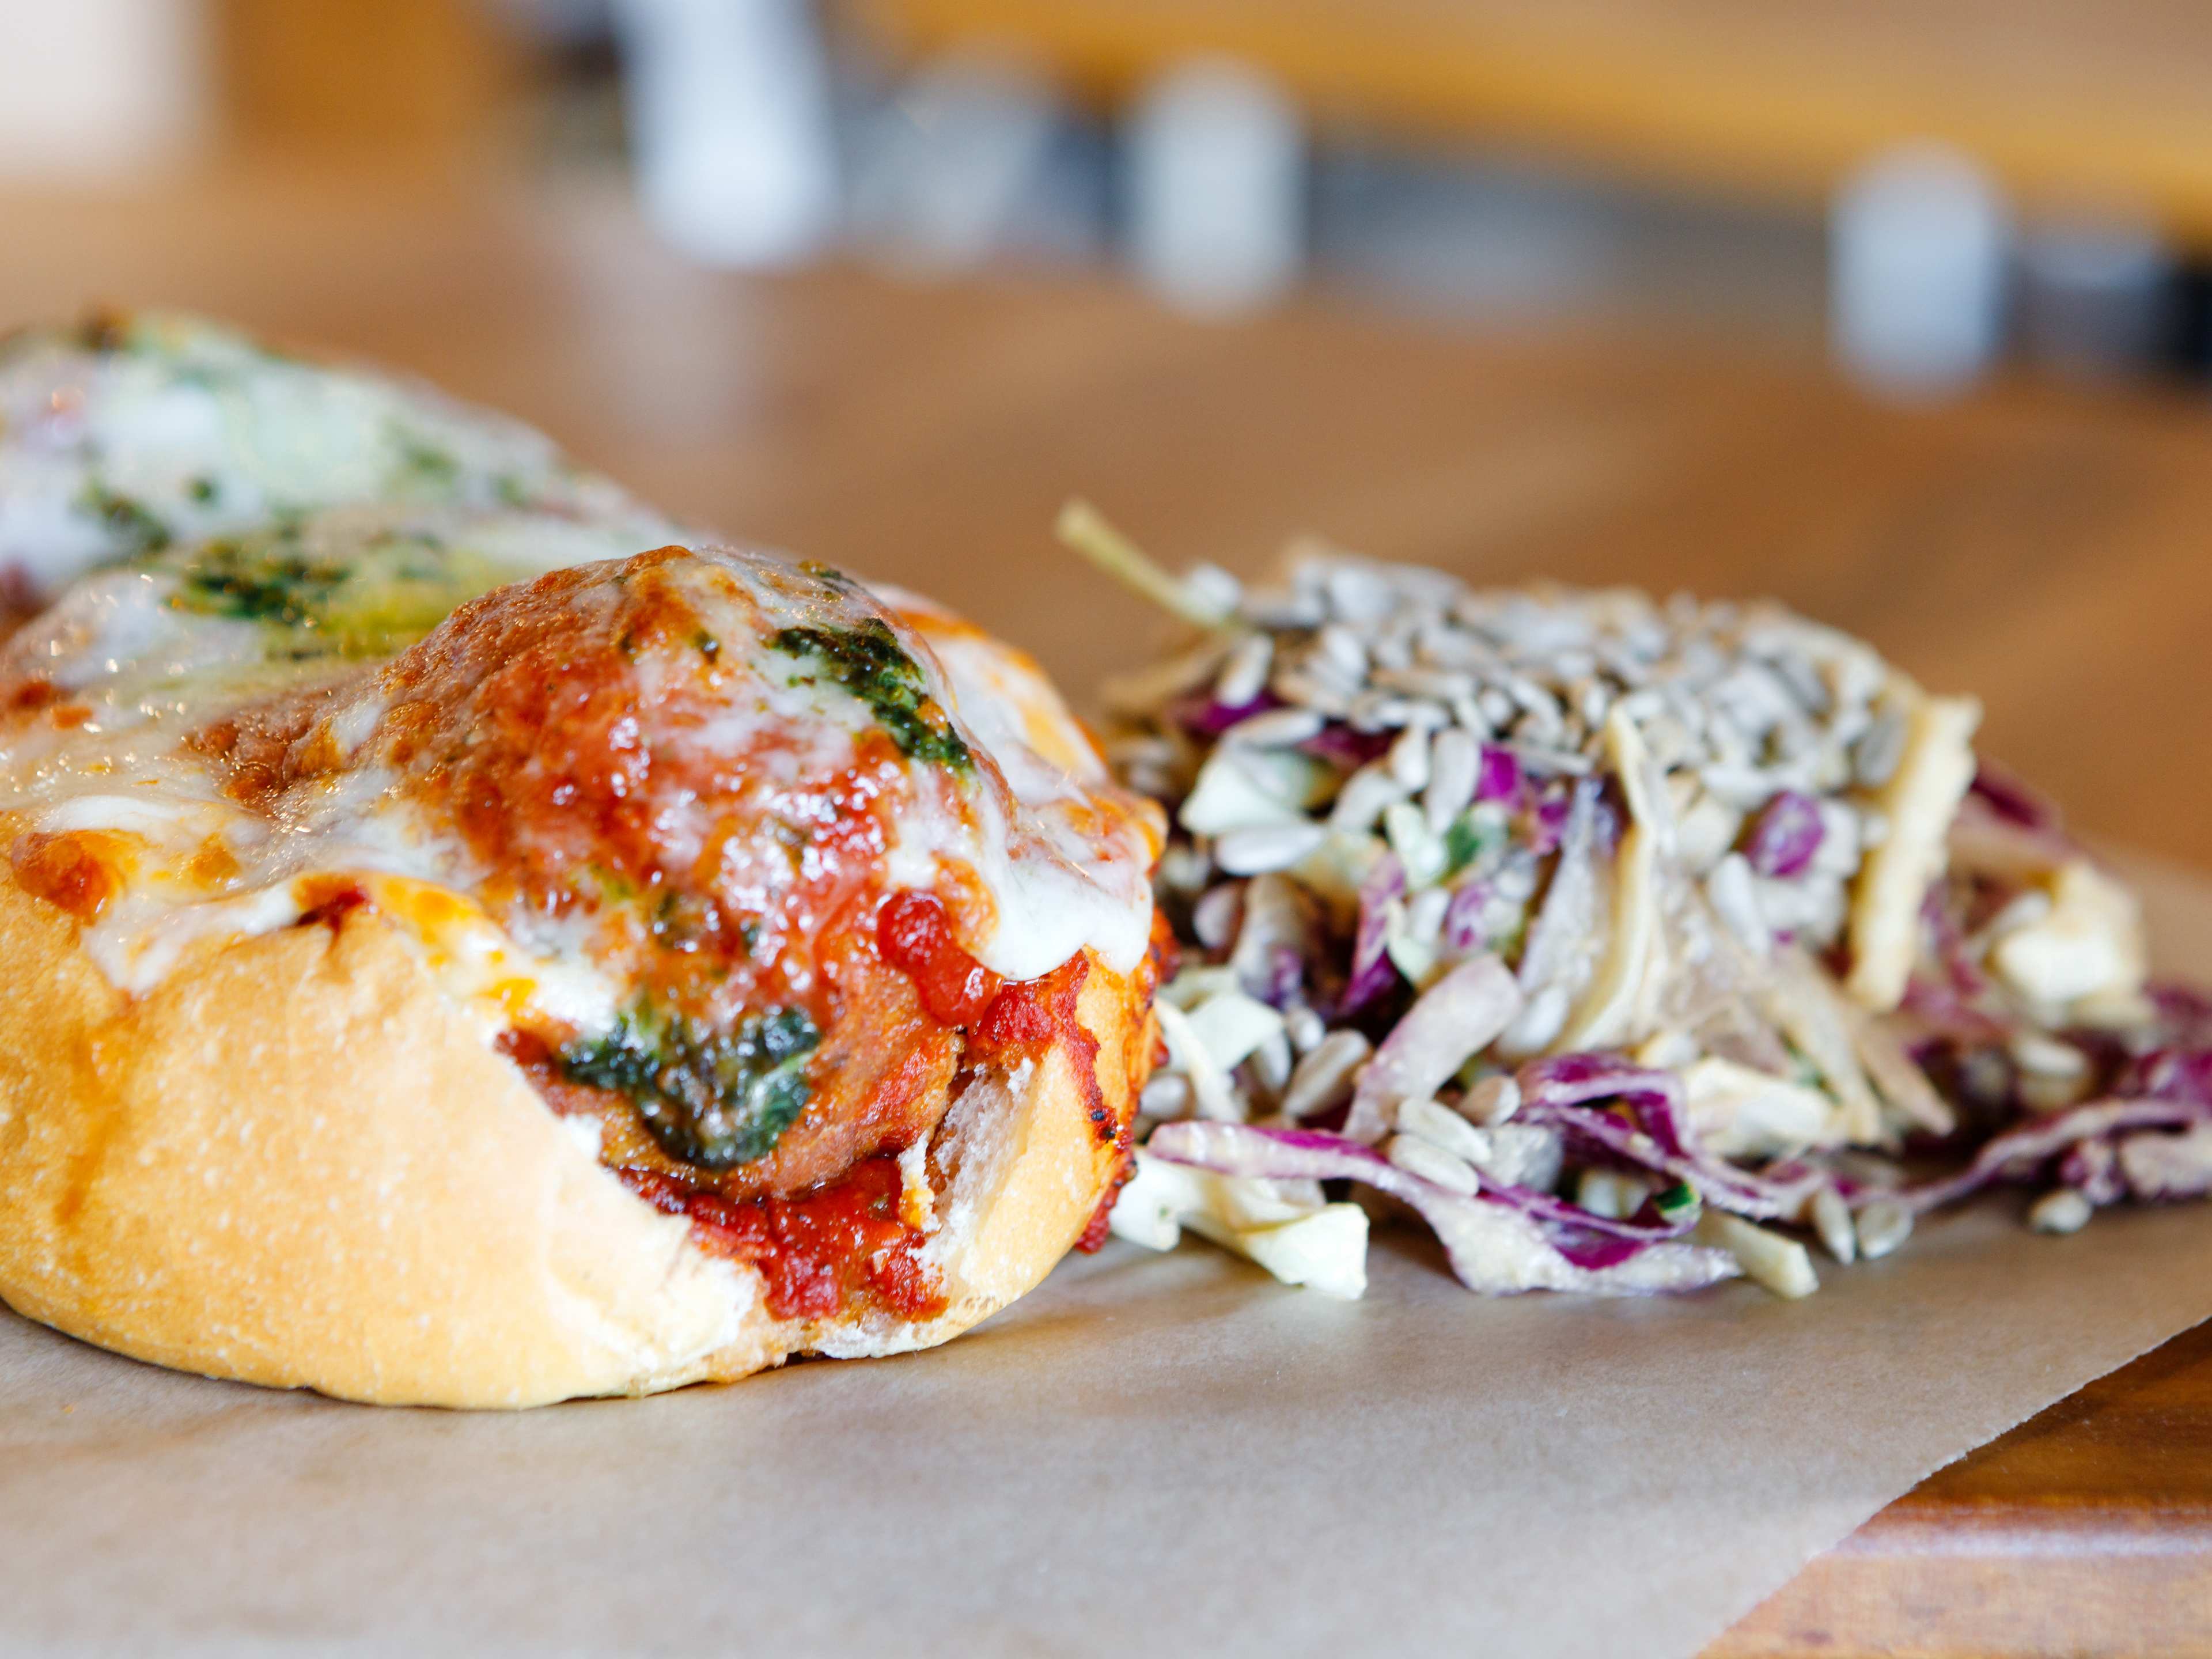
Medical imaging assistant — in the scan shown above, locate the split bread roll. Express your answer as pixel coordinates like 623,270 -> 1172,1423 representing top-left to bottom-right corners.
0,872 -> 1155,1407
0,518 -> 1163,1407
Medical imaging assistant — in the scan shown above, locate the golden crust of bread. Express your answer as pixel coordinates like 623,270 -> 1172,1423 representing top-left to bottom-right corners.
0,870 -> 1152,1408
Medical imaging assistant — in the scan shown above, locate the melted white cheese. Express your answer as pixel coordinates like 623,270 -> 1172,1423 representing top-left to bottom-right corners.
0,509 -> 658,1022
0,313 -> 664,603
1,517 -> 1157,1027
879,589 -> 1162,979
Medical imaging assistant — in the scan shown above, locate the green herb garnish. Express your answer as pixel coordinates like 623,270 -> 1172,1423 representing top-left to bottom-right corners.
1654,1183 -> 1702,1224
395,435 -> 461,490
76,480 -> 170,556
771,618 -> 971,768
562,1001 -> 819,1169
162,524 -> 509,657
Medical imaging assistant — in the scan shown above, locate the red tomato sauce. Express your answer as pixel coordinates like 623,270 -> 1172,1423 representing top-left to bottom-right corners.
875,888 -> 1002,1025
621,1156 -> 947,1323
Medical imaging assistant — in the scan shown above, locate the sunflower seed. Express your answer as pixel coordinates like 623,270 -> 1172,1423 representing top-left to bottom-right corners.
1284,1003 -> 1327,1054
1397,1096 -> 1495,1166
1405,885 -> 1451,950
2010,1031 -> 2088,1078
1225,707 -> 1326,747
1139,1073 -> 1192,1118
1854,1199 -> 1913,1259
1214,821 -> 1328,875
1376,665 -> 1476,701
1213,632 -> 1275,706
1460,1074 -> 1521,1125
1495,982 -> 1570,1057
1854,710 -> 1907,788
1707,854 -> 1770,955
2029,1188 -> 2094,1234
1325,566 -> 1396,623
1282,1030 -> 1371,1118
1317,622 -> 1369,677
1330,762 -> 1406,833
1388,724 -> 1432,790
1191,882 -> 1243,950
1574,1169 -> 1647,1219
1350,691 -> 1425,732
1270,667 -> 1353,716
1249,1030 -> 1294,1092
1810,1187 -> 1857,1264
1184,563 -> 1243,615
1425,726 -> 1479,832
1385,1132 -> 1481,1194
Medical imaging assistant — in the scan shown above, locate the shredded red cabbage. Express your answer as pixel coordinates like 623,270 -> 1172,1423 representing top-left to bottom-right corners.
1145,1119 -> 1738,1296
1442,881 -> 1490,953
2146,983 -> 2212,1045
1527,782 -> 1574,857
1340,852 -> 1404,1014
1744,790 -> 1824,879
1897,1097 -> 2212,1213
2059,1138 -> 2125,1205
1514,1055 -> 1825,1220
1476,744 -> 1522,805
1344,955 -> 1521,1141
1969,762 -> 2063,833
1298,722 -> 1394,771
1173,690 -> 1283,738
2123,1044 -> 2212,1107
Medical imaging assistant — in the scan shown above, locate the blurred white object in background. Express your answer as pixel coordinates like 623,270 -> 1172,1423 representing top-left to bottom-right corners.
1315,149 -> 1626,322
1126,57 -> 1305,317
2018,218 -> 2173,378
1831,145 -> 2012,397
848,55 -> 1084,275
612,0 -> 838,267
0,0 -> 211,179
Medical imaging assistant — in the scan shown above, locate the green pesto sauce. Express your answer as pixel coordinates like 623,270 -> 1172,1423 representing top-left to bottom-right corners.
561,1001 -> 819,1169
771,617 -> 971,769
160,525 -> 513,658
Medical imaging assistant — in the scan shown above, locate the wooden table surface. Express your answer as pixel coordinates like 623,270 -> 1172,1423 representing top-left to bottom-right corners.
855,0 -> 2212,246
8,171 -> 2212,1653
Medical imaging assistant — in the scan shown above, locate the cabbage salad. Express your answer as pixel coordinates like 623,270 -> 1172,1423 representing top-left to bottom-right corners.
1069,503 -> 2212,1300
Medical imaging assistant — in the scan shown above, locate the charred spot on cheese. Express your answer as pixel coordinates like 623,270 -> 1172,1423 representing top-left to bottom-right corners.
772,619 -> 972,770
10,830 -> 119,923
562,999 -> 820,1169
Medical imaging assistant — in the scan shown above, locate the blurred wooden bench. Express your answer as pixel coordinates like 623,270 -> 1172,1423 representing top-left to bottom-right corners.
851,0 -> 2212,247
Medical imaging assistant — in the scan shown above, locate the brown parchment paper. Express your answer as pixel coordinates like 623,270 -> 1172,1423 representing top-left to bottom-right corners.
6,855 -> 2212,1658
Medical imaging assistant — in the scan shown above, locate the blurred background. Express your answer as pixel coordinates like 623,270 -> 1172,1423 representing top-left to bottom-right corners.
4,0 -> 2212,874
3,0 -> 2210,395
